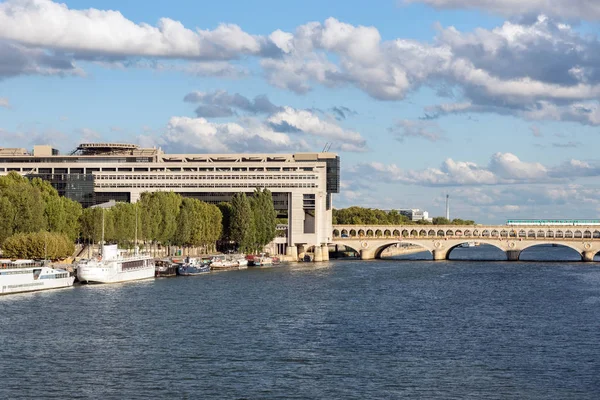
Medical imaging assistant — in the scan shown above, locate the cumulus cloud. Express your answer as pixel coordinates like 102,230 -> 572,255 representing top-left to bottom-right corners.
184,90 -> 281,118
163,116 -> 298,153
2,1 -> 600,127
267,107 -> 367,151
0,40 -> 84,79
405,0 -> 600,21
0,97 -> 9,108
0,0 -> 265,60
389,120 -> 446,142
350,153 -> 600,187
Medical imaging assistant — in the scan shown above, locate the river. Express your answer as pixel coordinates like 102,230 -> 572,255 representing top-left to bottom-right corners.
1,245 -> 600,399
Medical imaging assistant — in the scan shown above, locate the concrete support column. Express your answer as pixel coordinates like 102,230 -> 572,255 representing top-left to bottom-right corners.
286,245 -> 298,260
321,244 -> 329,261
432,249 -> 447,261
297,244 -> 306,261
314,245 -> 323,262
582,251 -> 596,262
360,249 -> 376,260
506,250 -> 521,261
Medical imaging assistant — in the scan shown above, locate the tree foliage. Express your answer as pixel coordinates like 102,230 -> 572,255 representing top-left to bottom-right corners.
3,232 -> 74,260
0,172 -> 82,245
230,192 -> 255,252
250,188 -> 277,251
333,206 -> 475,226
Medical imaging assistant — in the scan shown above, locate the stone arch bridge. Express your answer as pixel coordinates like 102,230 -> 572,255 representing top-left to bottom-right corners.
332,224 -> 600,262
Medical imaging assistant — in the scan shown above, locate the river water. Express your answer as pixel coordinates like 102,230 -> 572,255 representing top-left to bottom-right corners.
2,246 -> 600,399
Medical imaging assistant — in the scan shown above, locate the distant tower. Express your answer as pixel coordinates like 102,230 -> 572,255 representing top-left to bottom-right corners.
445,194 -> 450,221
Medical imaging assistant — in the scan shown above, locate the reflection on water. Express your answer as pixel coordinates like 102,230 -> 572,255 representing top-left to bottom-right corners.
2,253 -> 600,399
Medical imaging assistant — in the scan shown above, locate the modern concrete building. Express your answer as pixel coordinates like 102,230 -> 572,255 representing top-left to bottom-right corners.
0,143 -> 340,257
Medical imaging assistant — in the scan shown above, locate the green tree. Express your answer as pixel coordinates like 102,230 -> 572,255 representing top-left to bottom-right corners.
3,232 -> 74,260
432,217 -> 451,225
217,202 -> 233,241
230,192 -> 255,252
251,188 -> 277,251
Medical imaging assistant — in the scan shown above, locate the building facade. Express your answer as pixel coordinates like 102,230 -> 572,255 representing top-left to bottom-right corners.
398,209 -> 432,222
0,143 -> 340,257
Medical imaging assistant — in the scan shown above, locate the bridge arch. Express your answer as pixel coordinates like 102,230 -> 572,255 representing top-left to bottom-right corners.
374,240 -> 432,259
446,241 -> 508,260
519,242 -> 585,261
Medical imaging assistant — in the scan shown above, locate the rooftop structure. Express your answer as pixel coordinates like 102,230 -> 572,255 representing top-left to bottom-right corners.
0,143 -> 340,257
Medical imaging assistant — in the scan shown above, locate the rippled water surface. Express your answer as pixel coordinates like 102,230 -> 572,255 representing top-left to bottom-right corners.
2,247 -> 600,399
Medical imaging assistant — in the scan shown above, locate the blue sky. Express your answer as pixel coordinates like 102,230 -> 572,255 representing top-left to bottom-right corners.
1,0 -> 600,223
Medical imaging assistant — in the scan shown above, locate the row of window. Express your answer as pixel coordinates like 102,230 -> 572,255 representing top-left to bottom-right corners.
122,260 -> 146,270
97,182 -> 319,189
40,273 -> 69,279
95,174 -> 318,180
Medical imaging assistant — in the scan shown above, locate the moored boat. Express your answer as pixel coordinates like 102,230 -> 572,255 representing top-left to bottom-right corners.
0,259 -> 75,295
249,254 -> 273,267
177,257 -> 210,275
77,245 -> 155,284
155,259 -> 177,277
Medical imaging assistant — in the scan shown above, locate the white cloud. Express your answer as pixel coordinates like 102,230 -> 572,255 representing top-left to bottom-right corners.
1,1 -> 600,127
0,0 -> 264,59
405,0 -> 600,21
267,107 -> 367,150
0,97 -> 9,108
164,116 -> 295,153
351,152 -> 600,187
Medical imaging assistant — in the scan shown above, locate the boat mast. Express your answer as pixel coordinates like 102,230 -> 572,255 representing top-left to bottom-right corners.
101,207 -> 105,256
134,202 -> 139,255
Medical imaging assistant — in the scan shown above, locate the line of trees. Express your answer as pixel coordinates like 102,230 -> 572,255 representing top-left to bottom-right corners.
80,191 -> 223,253
333,207 -> 475,226
0,172 -> 279,259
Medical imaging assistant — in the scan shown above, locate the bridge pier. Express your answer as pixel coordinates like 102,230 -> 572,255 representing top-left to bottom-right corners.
360,249 -> 376,260
432,249 -> 448,261
506,250 -> 521,261
582,251 -> 596,262
314,245 -> 323,262
286,245 -> 298,260
321,245 -> 329,261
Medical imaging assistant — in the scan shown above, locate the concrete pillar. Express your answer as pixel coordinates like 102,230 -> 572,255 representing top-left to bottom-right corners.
582,251 -> 596,262
432,249 -> 447,261
321,244 -> 329,261
360,249 -> 376,260
286,245 -> 298,260
506,250 -> 521,261
297,244 -> 306,260
314,245 -> 323,262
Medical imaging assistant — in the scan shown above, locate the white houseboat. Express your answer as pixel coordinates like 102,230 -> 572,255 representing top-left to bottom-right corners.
77,245 -> 155,284
0,259 -> 75,295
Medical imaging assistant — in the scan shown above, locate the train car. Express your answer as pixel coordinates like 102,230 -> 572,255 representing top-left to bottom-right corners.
506,219 -> 600,226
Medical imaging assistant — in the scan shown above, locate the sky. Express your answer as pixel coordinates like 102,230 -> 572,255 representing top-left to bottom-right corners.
1,0 -> 600,223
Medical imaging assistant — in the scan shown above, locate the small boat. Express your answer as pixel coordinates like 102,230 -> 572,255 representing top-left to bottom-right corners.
250,255 -> 273,267
459,242 -> 477,248
236,258 -> 248,269
178,258 -> 210,276
155,259 -> 177,277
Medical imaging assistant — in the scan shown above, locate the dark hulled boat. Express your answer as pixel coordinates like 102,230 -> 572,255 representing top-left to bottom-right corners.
155,259 -> 177,277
